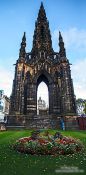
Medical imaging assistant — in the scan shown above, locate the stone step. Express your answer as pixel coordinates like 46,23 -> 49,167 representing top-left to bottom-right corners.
33,115 -> 52,119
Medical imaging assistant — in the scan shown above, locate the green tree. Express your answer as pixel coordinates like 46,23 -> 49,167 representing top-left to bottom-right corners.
83,102 -> 86,114
76,98 -> 86,115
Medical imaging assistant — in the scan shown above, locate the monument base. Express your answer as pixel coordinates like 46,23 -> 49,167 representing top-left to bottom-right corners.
64,116 -> 79,130
6,114 -> 79,130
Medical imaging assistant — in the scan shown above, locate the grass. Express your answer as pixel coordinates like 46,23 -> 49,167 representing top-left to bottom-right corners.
0,130 -> 86,175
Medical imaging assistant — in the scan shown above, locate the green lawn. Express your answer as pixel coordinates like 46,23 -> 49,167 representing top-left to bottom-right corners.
0,130 -> 86,175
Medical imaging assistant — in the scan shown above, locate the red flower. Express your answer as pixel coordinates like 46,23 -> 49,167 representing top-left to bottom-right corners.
18,137 -> 32,143
60,137 -> 76,145
38,138 -> 49,145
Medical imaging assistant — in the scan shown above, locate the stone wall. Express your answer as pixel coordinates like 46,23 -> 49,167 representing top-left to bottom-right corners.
6,114 -> 79,130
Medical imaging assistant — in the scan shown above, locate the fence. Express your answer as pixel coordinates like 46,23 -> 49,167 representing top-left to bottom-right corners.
77,117 -> 86,130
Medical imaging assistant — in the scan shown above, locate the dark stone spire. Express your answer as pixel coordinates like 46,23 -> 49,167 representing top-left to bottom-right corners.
59,31 -> 66,57
31,3 -> 53,55
38,2 -> 47,21
19,32 -> 26,61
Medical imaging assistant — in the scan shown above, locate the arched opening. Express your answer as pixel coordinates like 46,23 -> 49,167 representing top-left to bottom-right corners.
37,74 -> 49,115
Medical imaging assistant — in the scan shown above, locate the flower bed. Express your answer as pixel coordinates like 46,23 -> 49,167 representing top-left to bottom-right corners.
13,131 -> 83,156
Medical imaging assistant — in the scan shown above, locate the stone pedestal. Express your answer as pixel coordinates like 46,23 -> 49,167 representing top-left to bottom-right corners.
6,115 -> 79,130
6,114 -> 61,130
64,116 -> 79,130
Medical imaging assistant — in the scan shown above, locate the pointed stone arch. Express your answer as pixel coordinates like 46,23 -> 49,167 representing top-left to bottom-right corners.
37,73 -> 49,114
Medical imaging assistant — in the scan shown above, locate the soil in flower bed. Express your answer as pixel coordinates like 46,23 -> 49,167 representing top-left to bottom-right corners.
13,131 -> 84,156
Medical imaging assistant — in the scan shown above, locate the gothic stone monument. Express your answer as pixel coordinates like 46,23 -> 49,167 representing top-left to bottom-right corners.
7,3 -> 78,130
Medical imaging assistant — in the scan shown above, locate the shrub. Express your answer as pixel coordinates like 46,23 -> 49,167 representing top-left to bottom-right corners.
13,131 -> 83,156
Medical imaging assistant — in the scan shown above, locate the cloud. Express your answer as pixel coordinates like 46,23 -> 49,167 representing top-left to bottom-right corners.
0,66 -> 14,97
71,58 -> 86,99
52,27 -> 86,53
63,28 -> 86,50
